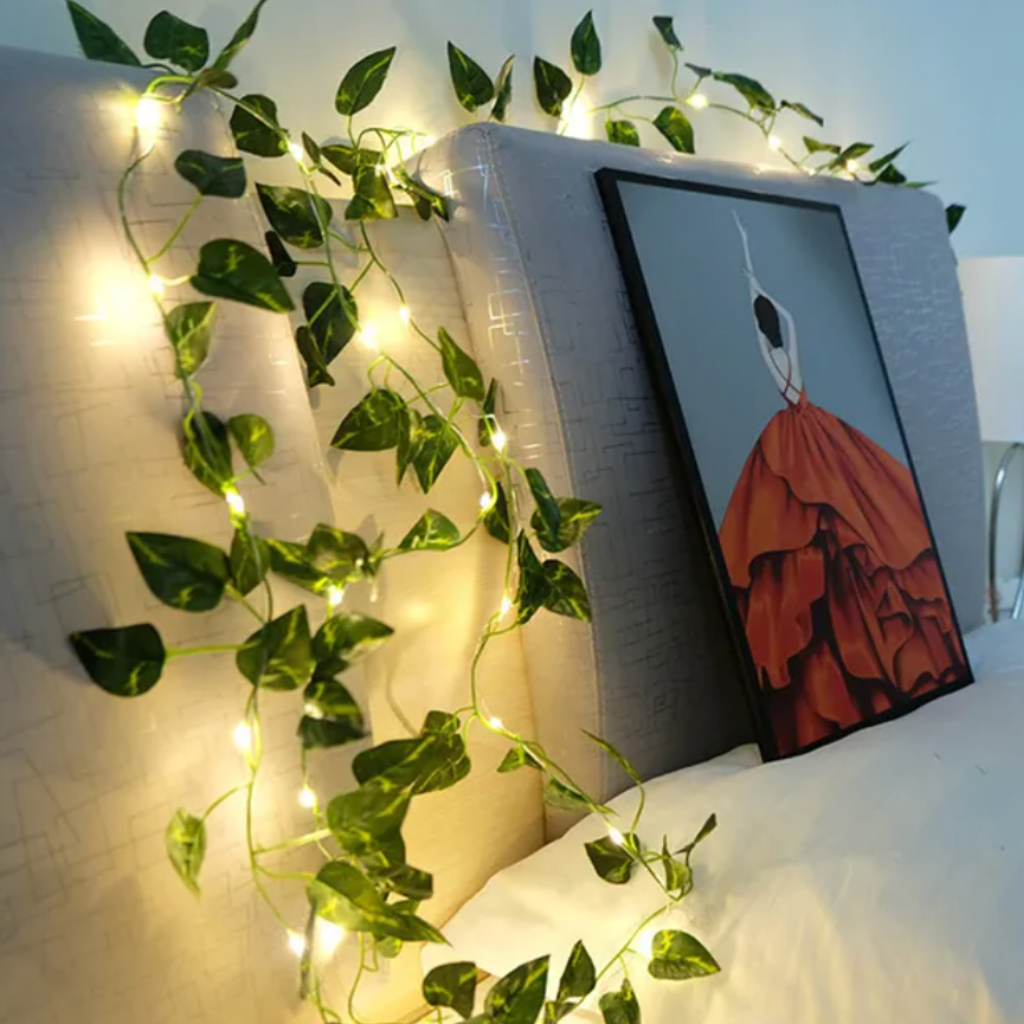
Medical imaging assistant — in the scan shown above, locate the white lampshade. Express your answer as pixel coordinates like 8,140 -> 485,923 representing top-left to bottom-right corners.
959,256 -> 1024,443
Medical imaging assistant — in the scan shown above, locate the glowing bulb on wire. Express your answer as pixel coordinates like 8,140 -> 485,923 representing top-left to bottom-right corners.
224,488 -> 246,517
397,304 -> 411,327
608,827 -> 626,846
147,274 -> 165,297
233,722 -> 253,753
299,786 -> 316,809
135,96 -> 161,151
768,134 -> 783,152
635,927 -> 658,960
304,701 -> 324,720
488,716 -> 505,731
326,586 -> 344,611
500,595 -> 513,618
358,322 -> 379,351
288,140 -> 305,163
287,931 -> 307,957
479,491 -> 496,512
316,920 -> 348,958
687,93 -> 709,110
491,429 -> 508,453
846,159 -> 860,174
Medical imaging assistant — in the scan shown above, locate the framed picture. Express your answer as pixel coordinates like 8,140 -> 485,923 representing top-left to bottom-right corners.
597,169 -> 973,760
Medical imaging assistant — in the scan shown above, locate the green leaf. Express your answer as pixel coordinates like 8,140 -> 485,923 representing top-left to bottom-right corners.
127,532 -> 230,613
180,409 -> 233,495
868,143 -> 908,174
326,780 -> 409,869
543,778 -> 593,813
398,510 -> 461,552
313,613 -> 394,665
583,731 -> 641,787
483,482 -> 511,544
803,136 -> 841,155
571,11 -> 602,75
780,100 -> 824,127
175,150 -> 246,200
515,533 -> 550,625
875,163 -> 908,186
311,860 -> 445,943
236,606 -> 314,691
230,94 -> 287,158
211,0 -> 267,72
533,498 -> 602,553
300,678 -> 365,749
677,812 -> 717,860
266,231 -> 298,279
302,132 -> 322,164
478,378 -> 499,447
228,413 -> 275,477
584,835 -> 635,884
392,166 -> 449,223
492,55 -> 515,122
192,238 -> 294,312
266,539 -> 334,595
307,525 -> 370,585
384,862 -> 434,901
557,940 -> 595,1003
660,837 -> 693,896
652,15 -> 682,50
303,282 -> 358,369
525,469 -> 561,549
230,527 -> 269,596
165,809 -> 206,895
410,415 -> 459,493
533,57 -> 573,117
296,325 -> 334,388
353,727 -> 470,796
606,120 -> 641,147
653,106 -> 695,155
439,327 -> 485,402
165,301 -> 216,379
448,42 -> 495,112
498,747 -> 542,773
69,624 -> 165,698
685,62 -> 713,79
835,141 -> 874,167
66,2 -> 140,65
321,143 -> 384,176
144,11 -> 209,72
424,962 -> 478,1020
189,67 -> 238,93
542,561 -> 592,621
256,183 -> 331,250
713,71 -> 776,112
947,203 -> 966,234
648,930 -> 720,980
598,979 -> 639,1024
336,47 -> 398,115
486,957 -> 549,1024
345,163 -> 398,221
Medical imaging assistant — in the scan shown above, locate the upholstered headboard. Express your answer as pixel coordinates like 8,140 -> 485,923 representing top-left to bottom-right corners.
418,124 -> 986,835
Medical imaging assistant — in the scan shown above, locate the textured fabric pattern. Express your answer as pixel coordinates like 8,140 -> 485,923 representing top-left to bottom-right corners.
420,125 -> 984,833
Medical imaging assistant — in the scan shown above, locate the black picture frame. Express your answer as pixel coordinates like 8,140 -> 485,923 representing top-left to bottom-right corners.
596,167 -> 973,761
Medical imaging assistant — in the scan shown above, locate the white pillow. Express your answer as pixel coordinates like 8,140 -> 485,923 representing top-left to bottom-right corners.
427,667 -> 1024,1024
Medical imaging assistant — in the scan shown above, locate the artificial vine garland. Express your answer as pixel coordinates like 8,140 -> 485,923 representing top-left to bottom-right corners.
61,3 -> 963,1023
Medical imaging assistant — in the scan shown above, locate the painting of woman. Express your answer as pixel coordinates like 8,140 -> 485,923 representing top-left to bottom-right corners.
719,214 -> 968,755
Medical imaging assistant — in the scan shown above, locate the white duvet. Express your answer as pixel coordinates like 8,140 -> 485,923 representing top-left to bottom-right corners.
429,624 -> 1024,1024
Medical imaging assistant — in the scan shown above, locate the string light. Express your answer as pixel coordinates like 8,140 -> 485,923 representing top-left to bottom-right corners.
287,931 -> 307,957
287,140 -> 305,163
224,488 -> 246,517
147,274 -> 165,297
316,920 -> 348,958
135,96 -> 161,152
635,927 -> 658,960
479,491 -> 496,512
608,827 -> 626,846
326,585 -> 344,611
233,722 -> 253,753
299,786 -> 317,809
687,93 -> 709,109
846,159 -> 861,174
488,716 -> 505,731
491,429 -> 508,453
358,322 -> 379,351
768,135 -> 783,152
304,701 -> 325,720
500,595 -> 513,617
397,304 -> 411,327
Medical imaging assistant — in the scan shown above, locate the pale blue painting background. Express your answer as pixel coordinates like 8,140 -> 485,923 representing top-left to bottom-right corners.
618,181 -> 910,526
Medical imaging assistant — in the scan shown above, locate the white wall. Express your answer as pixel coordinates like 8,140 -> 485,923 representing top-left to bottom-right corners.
1,0 -> 1019,258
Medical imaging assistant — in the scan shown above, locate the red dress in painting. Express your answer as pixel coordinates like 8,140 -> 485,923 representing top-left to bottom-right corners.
720,216 -> 966,756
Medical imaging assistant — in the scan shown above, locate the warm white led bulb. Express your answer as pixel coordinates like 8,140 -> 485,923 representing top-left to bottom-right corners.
608,826 -> 626,847
479,491 -> 496,512
147,274 -> 165,297
326,585 -> 344,611
358,322 -> 379,351
687,93 -> 709,110
224,489 -> 246,517
135,97 -> 161,151
288,141 -> 305,163
287,931 -> 307,957
491,429 -> 508,453
635,927 -> 658,960
299,786 -> 316,809
768,135 -> 783,152
500,595 -> 513,617
846,159 -> 860,174
233,722 -> 253,753
397,304 -> 411,327
488,716 -> 505,731
316,920 -> 348,958
303,701 -> 325,720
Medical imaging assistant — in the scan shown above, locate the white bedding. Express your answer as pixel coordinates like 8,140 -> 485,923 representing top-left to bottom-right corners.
428,623 -> 1024,1023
